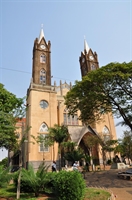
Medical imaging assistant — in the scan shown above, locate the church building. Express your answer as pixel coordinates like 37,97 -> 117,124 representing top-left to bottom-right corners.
24,28 -> 117,170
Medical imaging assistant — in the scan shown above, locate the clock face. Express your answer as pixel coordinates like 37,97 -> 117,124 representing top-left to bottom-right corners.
40,44 -> 46,49
89,55 -> 94,60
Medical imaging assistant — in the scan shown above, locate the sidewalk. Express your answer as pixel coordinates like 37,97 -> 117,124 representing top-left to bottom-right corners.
85,169 -> 132,200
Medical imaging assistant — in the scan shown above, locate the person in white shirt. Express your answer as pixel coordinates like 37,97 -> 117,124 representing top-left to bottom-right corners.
73,161 -> 79,171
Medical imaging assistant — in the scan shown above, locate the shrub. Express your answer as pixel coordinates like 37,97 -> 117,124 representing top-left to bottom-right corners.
0,157 -> 8,168
13,162 -> 50,197
13,171 -> 33,193
44,172 -> 57,194
0,165 -> 12,188
52,170 -> 86,200
107,159 -> 112,165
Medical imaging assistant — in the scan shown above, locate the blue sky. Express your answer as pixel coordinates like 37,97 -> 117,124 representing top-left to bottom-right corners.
0,0 -> 132,160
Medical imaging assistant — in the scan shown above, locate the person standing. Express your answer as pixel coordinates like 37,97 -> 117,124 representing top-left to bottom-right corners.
52,161 -> 57,172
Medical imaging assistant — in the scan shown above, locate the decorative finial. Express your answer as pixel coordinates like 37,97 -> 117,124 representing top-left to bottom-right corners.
84,36 -> 90,53
38,24 -> 45,43
84,35 -> 85,40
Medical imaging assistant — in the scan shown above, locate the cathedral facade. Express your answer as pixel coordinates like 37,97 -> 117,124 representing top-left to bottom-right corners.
25,28 -> 117,170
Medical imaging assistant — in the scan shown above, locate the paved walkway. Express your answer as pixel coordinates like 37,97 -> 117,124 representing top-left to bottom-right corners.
85,169 -> 132,200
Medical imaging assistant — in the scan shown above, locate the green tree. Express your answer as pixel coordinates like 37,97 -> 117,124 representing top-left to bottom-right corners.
62,141 -> 85,167
65,62 -> 132,130
83,134 -> 100,170
52,171 -> 86,200
0,157 -> 8,168
84,154 -> 91,171
15,162 -> 49,197
0,83 -> 25,150
102,139 -> 117,160
47,124 -> 69,170
115,131 -> 132,164
64,149 -> 84,164
83,134 -> 117,170
15,125 -> 33,199
33,133 -> 50,161
114,140 -> 125,155
62,141 -> 77,152
0,165 -> 12,188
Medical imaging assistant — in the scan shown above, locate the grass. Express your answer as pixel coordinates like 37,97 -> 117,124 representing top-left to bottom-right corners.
84,188 -> 111,200
0,184 -> 36,200
0,185 -> 111,200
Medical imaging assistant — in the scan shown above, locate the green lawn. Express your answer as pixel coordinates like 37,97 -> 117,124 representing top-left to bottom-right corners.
0,185 -> 111,200
84,188 -> 111,200
0,184 -> 36,200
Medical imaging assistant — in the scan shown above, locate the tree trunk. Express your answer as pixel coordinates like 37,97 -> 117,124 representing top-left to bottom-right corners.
90,150 -> 94,171
102,150 -> 106,170
16,169 -> 21,199
17,150 -> 22,199
35,191 -> 39,197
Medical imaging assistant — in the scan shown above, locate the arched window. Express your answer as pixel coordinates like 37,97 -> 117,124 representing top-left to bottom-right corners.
39,123 -> 49,152
91,65 -> 96,71
83,66 -> 87,75
63,108 -> 78,125
39,123 -> 48,132
40,69 -> 46,84
40,54 -> 46,63
102,126 -> 110,142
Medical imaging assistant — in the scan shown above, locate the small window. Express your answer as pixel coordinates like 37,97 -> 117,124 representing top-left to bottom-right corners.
40,54 -> 46,63
74,114 -> 78,125
68,115 -> 71,125
64,113 -> 67,124
40,76 -> 46,83
40,69 -> 46,84
102,126 -> 110,142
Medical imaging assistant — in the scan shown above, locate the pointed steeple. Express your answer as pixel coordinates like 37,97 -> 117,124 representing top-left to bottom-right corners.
38,24 -> 45,44
84,39 -> 90,53
32,26 -> 51,86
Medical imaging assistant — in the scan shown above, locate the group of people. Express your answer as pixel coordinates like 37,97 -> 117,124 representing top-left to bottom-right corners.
51,160 -> 80,172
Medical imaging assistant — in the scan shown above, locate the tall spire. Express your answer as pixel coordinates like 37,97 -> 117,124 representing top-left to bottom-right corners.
84,37 -> 90,53
38,24 -> 45,43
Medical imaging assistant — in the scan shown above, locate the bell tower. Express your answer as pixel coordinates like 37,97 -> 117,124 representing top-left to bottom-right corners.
79,39 -> 99,78
32,27 -> 51,85
26,27 -> 58,169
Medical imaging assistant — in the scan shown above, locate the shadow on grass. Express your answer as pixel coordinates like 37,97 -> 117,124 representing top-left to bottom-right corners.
0,185 -> 35,199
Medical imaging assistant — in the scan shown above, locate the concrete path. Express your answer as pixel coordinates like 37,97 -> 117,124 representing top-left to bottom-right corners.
85,169 -> 132,200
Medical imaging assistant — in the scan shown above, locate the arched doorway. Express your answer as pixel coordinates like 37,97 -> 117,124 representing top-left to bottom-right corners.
78,132 -> 100,166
